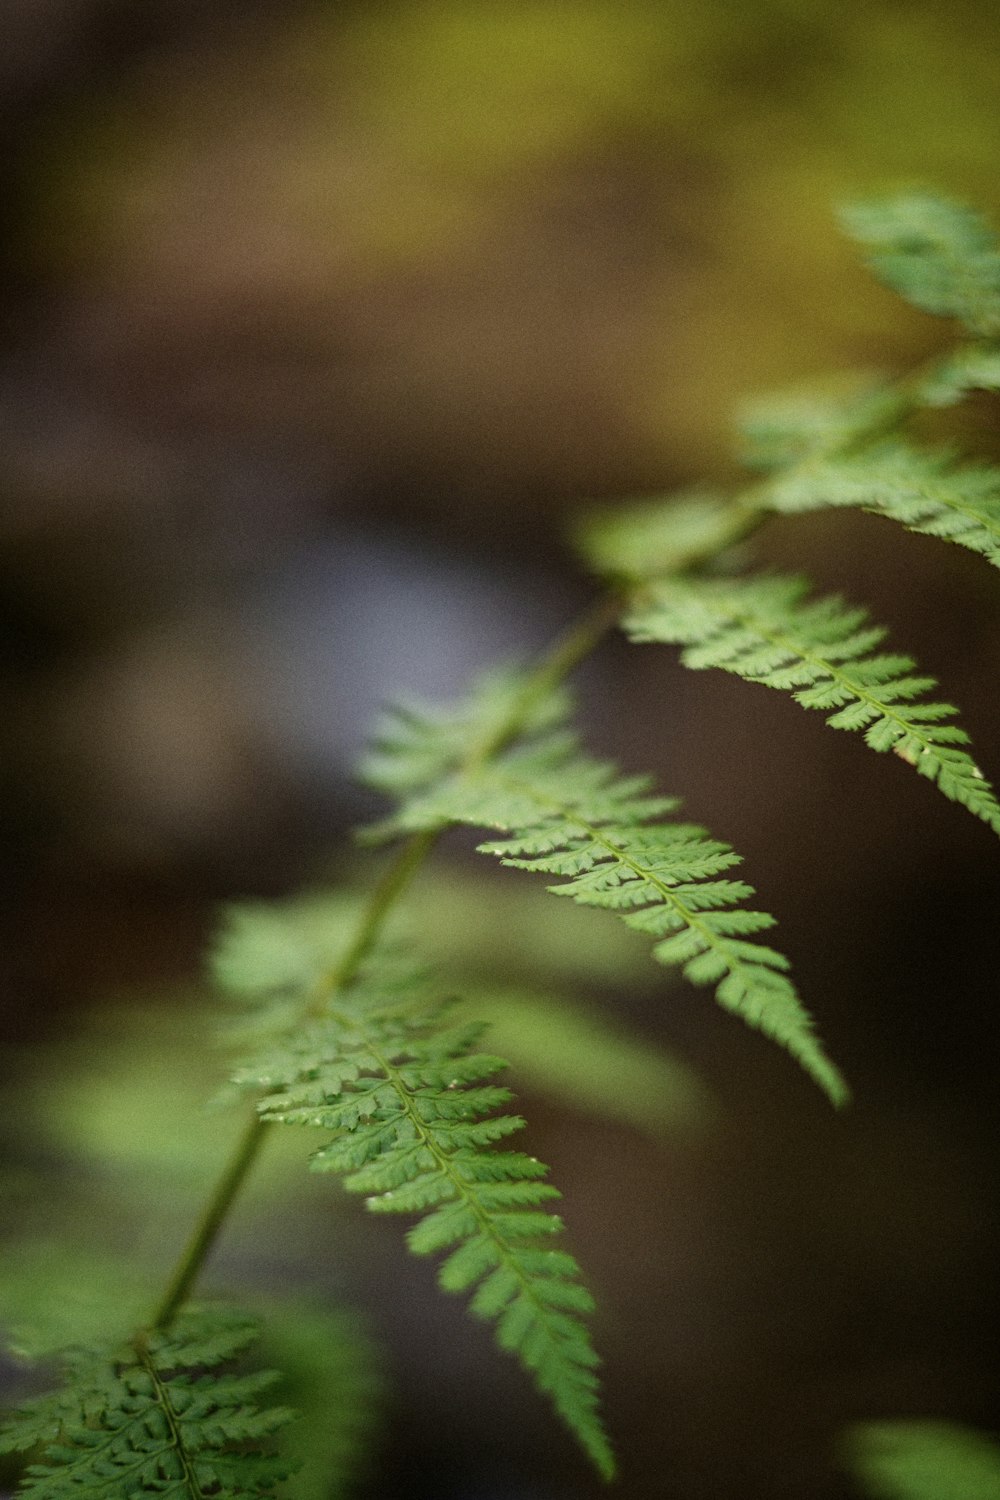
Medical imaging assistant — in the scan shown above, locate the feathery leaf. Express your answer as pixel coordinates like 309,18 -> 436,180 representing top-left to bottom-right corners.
360,666 -> 572,803
736,378 -> 903,472
370,696 -> 845,1105
0,1305 -> 295,1499
919,341 -> 1000,406
841,192 -> 1000,335
224,945 -> 614,1481
625,572 -> 1000,836
764,440 -> 1000,571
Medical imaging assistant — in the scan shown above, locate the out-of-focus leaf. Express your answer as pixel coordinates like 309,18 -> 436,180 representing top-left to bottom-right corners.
261,1303 -> 383,1500
843,1419 -> 1000,1500
452,985 -> 714,1136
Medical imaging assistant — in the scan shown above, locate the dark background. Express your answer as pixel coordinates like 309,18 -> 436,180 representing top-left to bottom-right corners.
1,3 -> 999,1496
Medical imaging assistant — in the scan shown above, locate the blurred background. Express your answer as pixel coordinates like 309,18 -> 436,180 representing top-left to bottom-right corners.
1,1 -> 1000,1496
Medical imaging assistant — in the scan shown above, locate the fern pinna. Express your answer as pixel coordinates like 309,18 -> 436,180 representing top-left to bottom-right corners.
0,1307 -> 294,1500
215,924 -> 614,1480
763,442 -> 1000,572
365,687 -> 846,1105
623,573 -> 1000,835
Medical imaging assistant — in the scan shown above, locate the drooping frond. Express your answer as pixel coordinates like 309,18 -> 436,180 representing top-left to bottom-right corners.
624,572 -> 1000,836
840,192 -> 1000,335
842,1420 -> 1000,1500
764,440 -> 1000,572
221,939 -> 613,1481
0,1305 -> 295,1500
370,706 -> 846,1105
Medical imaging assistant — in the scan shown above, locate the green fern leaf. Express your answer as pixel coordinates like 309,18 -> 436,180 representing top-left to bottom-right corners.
371,711 -> 845,1104
919,341 -> 1000,406
841,192 -> 1000,335
226,953 -> 614,1481
624,572 -> 1000,836
736,378 -> 904,472
764,440 -> 1000,570
0,1306 -> 295,1499
576,492 -> 748,582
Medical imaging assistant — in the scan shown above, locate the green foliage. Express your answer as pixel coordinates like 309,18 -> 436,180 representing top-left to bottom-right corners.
218,935 -> 614,1480
920,341 -> 1000,405
764,441 -> 1000,571
843,1420 -> 1000,1500
736,380 -> 905,472
624,571 -> 1000,834
6,186 -> 1000,1495
450,984 -> 714,1135
369,698 -> 846,1105
577,492 -> 750,582
359,666 -> 572,801
0,1307 -> 295,1499
261,1305 -> 381,1500
841,192 -> 1000,334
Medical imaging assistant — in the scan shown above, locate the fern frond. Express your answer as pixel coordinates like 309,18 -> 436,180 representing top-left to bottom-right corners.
841,192 -> 1000,335
0,1306 -> 295,1499
842,1420 -> 1000,1500
624,572 -> 1000,835
226,952 -> 614,1481
372,711 -> 845,1104
764,440 -> 1000,571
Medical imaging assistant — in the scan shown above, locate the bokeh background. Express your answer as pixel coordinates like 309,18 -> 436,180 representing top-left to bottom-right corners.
2,2 -> 1000,1496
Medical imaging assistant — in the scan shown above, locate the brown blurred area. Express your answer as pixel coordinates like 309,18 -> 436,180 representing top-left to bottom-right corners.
2,3 -> 1000,1497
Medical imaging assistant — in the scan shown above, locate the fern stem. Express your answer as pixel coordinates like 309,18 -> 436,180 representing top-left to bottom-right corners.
147,594 -> 622,1333
150,1110 -> 269,1330
331,826 -> 441,989
503,591 -> 625,735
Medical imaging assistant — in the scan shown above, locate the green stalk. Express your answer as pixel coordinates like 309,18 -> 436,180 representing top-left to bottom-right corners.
147,593 -> 622,1331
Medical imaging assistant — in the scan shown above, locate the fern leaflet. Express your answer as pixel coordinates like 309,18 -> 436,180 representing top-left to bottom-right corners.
764,441 -> 1000,571
624,572 -> 1000,835
0,1306 -> 295,1499
920,341 -> 1000,406
220,942 -> 614,1481
840,192 -> 1000,335
359,665 -> 573,800
367,699 -> 846,1104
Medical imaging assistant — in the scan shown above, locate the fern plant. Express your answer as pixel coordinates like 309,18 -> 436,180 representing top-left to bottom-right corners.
0,1307 -> 295,1499
4,189 -> 1000,1495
